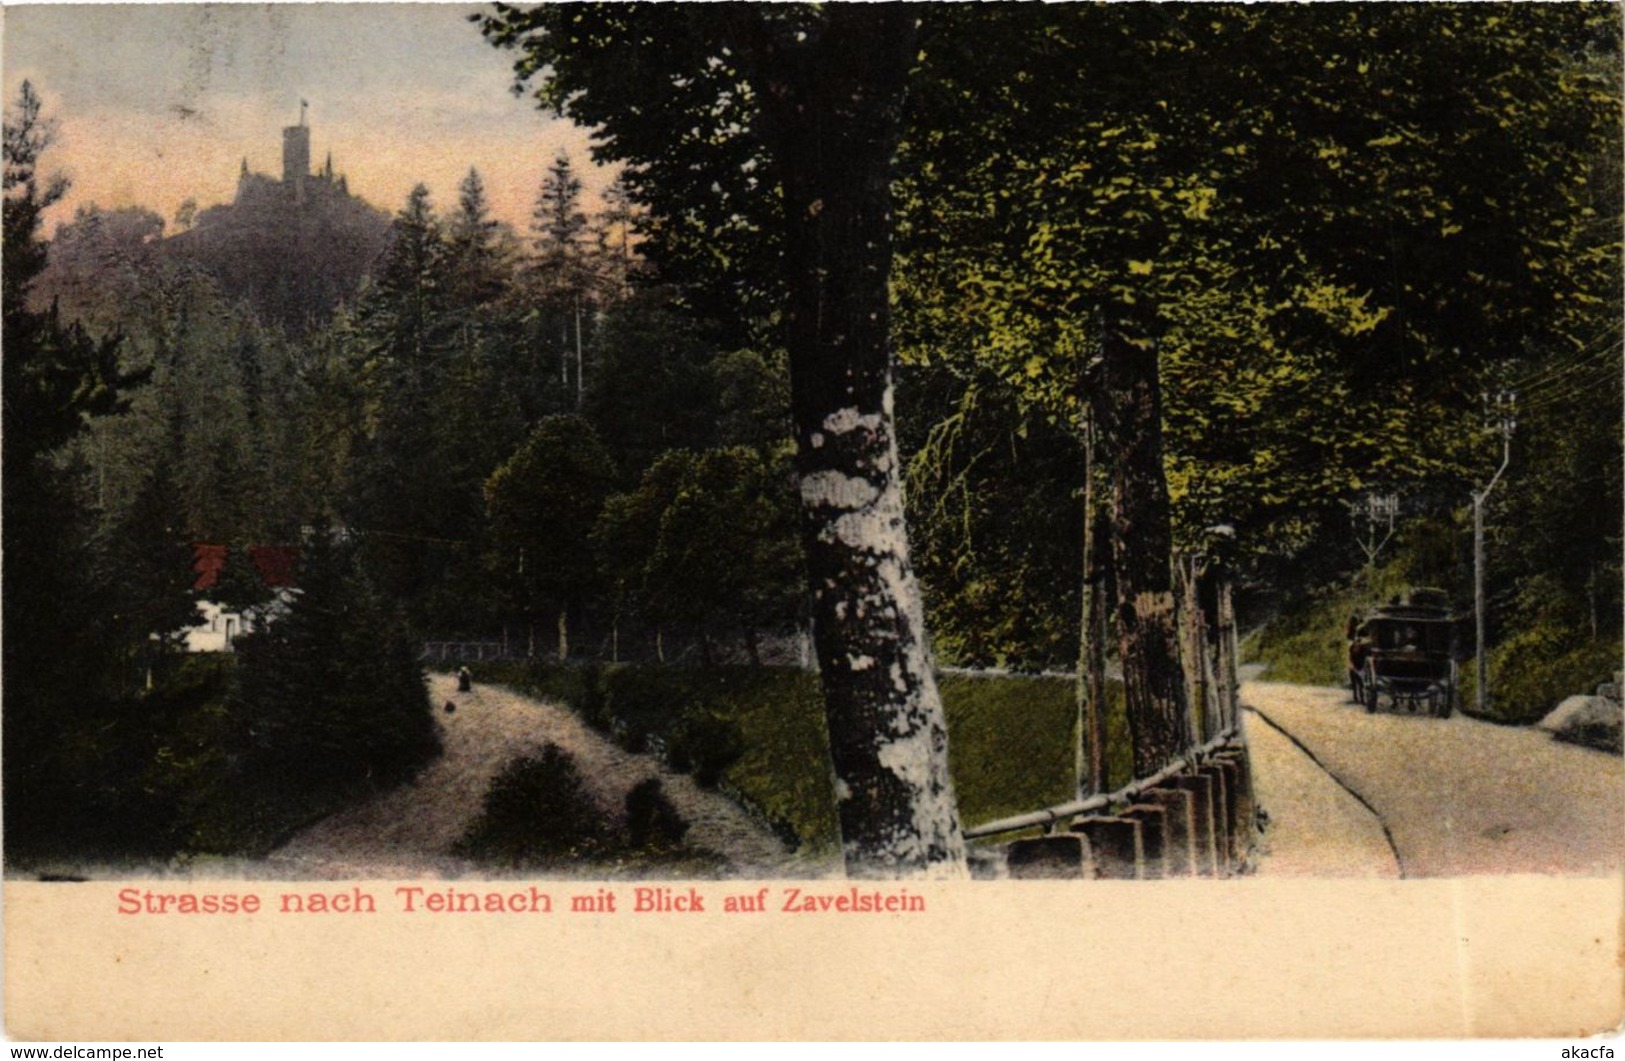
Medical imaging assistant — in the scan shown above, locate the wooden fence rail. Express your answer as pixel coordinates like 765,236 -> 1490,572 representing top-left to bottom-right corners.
964,726 -> 1243,840
421,641 -> 515,663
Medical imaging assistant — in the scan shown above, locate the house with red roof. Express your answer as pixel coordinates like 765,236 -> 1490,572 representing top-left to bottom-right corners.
185,544 -> 301,652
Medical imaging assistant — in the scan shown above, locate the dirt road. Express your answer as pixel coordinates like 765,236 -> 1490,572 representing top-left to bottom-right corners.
264,674 -> 823,880
1243,681 -> 1623,878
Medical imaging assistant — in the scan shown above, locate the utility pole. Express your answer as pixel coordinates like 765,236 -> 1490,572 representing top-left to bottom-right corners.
574,292 -> 584,409
1076,413 -> 1106,799
1473,391 -> 1517,715
1353,492 -> 1399,591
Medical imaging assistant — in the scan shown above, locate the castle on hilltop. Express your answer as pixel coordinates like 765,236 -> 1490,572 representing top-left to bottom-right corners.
234,103 -> 350,207
171,102 -> 391,334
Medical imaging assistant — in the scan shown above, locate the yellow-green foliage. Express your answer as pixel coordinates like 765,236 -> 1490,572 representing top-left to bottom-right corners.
1461,630 -> 1622,725
1244,568 -> 1416,686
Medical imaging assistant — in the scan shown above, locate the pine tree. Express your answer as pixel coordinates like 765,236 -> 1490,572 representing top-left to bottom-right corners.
3,81 -> 150,851
531,150 -> 589,295
529,151 -> 597,405
228,535 -> 440,827
343,185 -> 467,624
100,461 -> 202,690
447,167 -> 511,312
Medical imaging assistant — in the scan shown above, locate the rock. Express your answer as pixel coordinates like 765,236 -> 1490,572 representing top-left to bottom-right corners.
1594,680 -> 1621,704
1538,695 -> 1623,755
1539,695 -> 1608,732
968,845 -> 1010,881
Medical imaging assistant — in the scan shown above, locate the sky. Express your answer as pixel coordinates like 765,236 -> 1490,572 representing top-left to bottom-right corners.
3,3 -> 611,235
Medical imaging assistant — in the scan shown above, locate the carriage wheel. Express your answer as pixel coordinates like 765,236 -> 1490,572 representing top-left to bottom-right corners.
1436,685 -> 1455,719
1363,670 -> 1380,713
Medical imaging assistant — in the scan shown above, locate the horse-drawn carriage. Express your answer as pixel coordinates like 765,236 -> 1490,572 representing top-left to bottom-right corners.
1347,589 -> 1459,718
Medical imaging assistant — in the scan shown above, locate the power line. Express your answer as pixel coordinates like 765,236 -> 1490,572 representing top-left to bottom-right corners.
1516,346 -> 1622,397
1506,328 -> 1623,392
1516,361 -> 1621,416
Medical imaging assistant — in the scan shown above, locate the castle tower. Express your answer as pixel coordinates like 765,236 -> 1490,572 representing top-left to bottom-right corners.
282,102 -> 310,203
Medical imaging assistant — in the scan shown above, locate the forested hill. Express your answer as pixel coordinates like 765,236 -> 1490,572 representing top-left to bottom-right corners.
36,172 -> 390,337
168,177 -> 391,335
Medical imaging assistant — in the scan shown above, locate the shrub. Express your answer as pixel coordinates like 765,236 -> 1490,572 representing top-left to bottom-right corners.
625,777 -> 689,848
667,712 -> 746,788
456,745 -> 612,865
601,665 -> 686,751
1244,564 -> 1423,686
1463,626 -> 1622,725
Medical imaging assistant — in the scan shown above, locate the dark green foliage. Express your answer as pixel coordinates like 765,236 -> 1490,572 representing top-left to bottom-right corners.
468,659 -> 598,714
593,445 -> 803,663
37,203 -> 332,545
483,3 -> 972,876
598,664 -> 681,751
666,712 -> 745,789
941,673 -> 1096,825
455,745 -> 611,865
343,186 -> 467,622
165,158 -> 390,336
456,745 -> 723,873
899,364 -> 1085,669
583,291 -> 723,482
205,535 -> 441,853
98,460 -> 203,691
479,4 -> 784,350
710,347 -> 792,453
1488,371 -> 1623,655
3,82 -> 153,855
625,778 -> 689,849
211,545 -> 275,619
446,167 -> 514,312
530,151 -> 591,294
484,414 -> 616,653
1245,561 -> 1422,687
334,181 -> 528,633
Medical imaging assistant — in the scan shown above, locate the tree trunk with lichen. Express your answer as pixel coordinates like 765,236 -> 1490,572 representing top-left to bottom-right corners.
738,7 -> 967,878
1091,317 -> 1192,778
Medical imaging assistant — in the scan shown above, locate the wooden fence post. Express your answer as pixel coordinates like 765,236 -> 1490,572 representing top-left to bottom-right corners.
1070,817 -> 1143,880
1007,835 -> 1094,880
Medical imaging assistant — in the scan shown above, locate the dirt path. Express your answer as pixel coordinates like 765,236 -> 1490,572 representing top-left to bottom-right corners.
1242,680 -> 1623,877
264,675 -> 822,880
1243,699 -> 1401,878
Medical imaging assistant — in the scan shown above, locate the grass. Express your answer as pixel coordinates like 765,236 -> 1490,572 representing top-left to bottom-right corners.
479,660 -> 1126,858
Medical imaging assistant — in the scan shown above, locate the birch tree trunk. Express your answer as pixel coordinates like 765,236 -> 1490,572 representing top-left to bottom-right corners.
1092,317 -> 1192,777
737,6 -> 967,878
